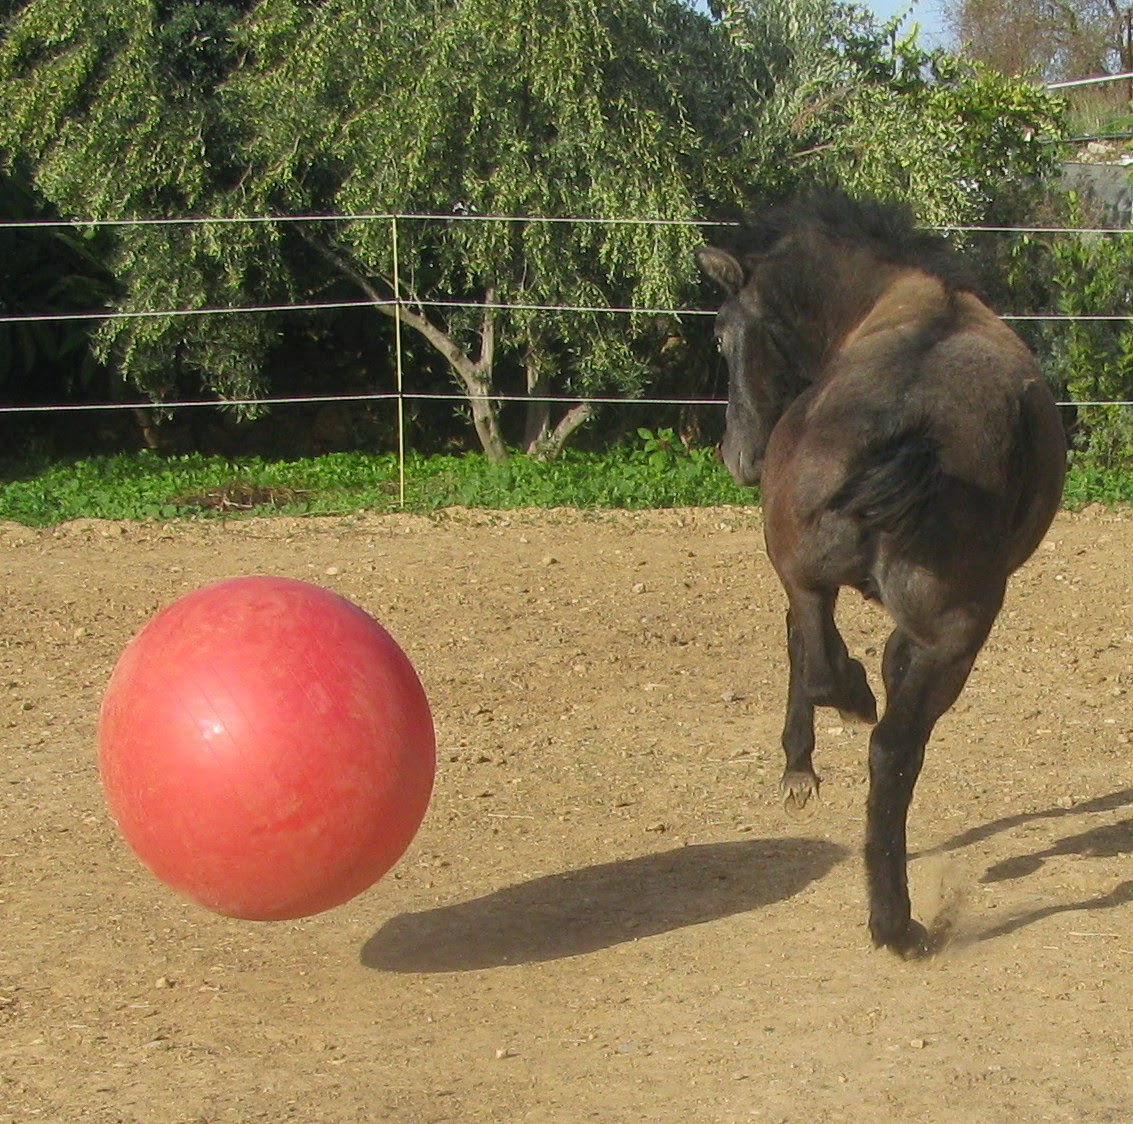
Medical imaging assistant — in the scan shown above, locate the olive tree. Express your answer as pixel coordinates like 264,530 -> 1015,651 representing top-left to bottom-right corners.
223,0 -> 743,460
0,0 -> 1063,459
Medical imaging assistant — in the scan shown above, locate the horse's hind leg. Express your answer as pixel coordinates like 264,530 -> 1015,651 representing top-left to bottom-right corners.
779,590 -> 877,810
866,631 -> 981,957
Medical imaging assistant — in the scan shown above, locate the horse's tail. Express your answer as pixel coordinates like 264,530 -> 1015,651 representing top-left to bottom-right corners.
829,423 -> 942,541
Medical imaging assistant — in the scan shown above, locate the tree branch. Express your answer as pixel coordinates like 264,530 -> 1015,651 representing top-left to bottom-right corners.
298,229 -> 510,462
478,287 -> 496,376
531,401 -> 595,461
299,229 -> 487,394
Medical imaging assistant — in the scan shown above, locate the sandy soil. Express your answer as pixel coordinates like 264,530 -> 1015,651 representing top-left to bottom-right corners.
2,505 -> 1131,1123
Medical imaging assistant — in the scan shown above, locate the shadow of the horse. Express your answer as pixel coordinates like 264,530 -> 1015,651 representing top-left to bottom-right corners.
363,789 -> 1133,971
361,837 -> 846,973
920,786 -> 1133,944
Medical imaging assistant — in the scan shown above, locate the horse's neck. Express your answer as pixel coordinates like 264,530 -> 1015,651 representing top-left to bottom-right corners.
840,271 -> 951,350
799,248 -> 907,366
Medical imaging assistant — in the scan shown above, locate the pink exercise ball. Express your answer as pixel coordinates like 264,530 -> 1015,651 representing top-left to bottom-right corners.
98,576 -> 435,921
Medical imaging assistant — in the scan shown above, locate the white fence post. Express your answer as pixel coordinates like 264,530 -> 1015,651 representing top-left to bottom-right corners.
391,214 -> 406,506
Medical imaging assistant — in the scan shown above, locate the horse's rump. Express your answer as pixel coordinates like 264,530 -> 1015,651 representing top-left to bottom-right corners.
828,422 -> 942,545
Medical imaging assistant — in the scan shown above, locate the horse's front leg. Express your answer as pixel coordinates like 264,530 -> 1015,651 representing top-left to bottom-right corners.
866,635 -> 977,957
781,607 -> 818,811
779,591 -> 877,810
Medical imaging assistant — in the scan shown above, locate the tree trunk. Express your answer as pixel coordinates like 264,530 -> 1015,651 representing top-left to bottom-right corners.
467,369 -> 508,464
522,347 -> 551,454
390,296 -> 510,463
302,233 -> 510,463
540,401 -> 594,459
522,345 -> 597,459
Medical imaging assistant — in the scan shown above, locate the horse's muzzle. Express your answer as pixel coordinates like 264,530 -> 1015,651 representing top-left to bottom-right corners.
720,436 -> 763,487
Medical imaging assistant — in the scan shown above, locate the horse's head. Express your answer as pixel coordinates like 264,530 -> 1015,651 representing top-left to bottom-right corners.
699,194 -> 961,489
697,244 -> 801,487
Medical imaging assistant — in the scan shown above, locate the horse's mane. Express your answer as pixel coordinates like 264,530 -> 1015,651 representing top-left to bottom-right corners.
723,191 -> 977,294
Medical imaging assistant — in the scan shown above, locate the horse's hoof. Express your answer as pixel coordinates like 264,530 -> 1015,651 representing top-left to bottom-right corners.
876,919 -> 934,960
780,771 -> 820,816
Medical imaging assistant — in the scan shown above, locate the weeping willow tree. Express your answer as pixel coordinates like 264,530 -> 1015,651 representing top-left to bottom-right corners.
0,0 -> 1063,459
0,0 -> 287,407
224,0 -> 744,460
0,0 -> 744,457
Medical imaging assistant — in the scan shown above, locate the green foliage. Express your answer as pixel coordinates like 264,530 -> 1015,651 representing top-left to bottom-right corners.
1063,461 -> 1133,506
925,59 -> 1065,222
0,174 -> 115,397
153,0 -> 250,96
422,445 -> 746,510
0,0 -> 1069,457
1048,235 -> 1133,468
715,1 -> 1064,225
96,220 -> 289,408
240,0 -> 741,453
0,0 -> 209,215
0,432 -> 1123,528
0,434 -> 756,526
1000,208 -> 1133,471
0,0 -> 284,406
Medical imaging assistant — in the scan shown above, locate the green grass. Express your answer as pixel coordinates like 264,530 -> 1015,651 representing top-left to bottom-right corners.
0,437 -> 754,528
0,438 -> 1128,528
1062,462 -> 1133,508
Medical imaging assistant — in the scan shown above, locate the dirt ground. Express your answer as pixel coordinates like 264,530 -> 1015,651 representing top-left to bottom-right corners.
2,504 -> 1132,1123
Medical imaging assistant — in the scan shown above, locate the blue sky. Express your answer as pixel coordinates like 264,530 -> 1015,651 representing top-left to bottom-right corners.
867,0 -> 949,45
689,1 -> 953,49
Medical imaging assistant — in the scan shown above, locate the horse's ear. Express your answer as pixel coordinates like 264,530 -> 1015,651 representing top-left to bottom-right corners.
696,246 -> 745,295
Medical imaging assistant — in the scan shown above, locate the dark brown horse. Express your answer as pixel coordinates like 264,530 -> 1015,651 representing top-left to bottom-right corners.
697,193 -> 1067,957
